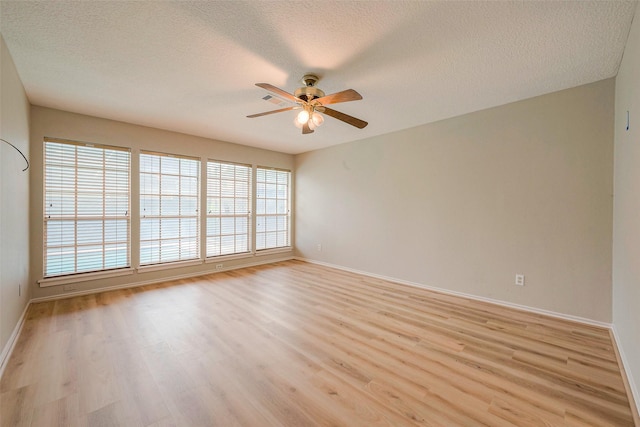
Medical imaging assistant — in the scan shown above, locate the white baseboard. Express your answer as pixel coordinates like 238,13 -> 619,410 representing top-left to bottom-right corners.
0,301 -> 30,380
32,255 -> 295,303
294,257 -> 611,328
611,326 -> 640,424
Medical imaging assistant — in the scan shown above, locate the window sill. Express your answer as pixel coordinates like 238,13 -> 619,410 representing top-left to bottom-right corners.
39,267 -> 135,288
256,246 -> 293,256
137,258 -> 204,273
205,252 -> 253,263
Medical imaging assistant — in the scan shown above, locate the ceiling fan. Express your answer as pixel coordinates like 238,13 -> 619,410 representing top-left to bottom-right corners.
247,74 -> 368,134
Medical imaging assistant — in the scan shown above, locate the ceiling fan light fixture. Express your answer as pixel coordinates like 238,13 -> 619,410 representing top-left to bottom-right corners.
296,109 -> 310,125
311,112 -> 324,127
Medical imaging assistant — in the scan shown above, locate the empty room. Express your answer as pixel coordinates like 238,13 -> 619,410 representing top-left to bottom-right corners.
1,1 -> 639,426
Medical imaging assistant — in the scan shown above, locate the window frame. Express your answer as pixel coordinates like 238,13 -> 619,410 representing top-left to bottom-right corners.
255,166 -> 291,252
139,150 -> 201,266
205,159 -> 252,259
42,137 -> 131,279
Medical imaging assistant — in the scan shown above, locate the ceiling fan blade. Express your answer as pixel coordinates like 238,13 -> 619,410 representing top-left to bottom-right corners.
255,83 -> 300,103
302,122 -> 314,134
247,106 -> 297,118
315,89 -> 362,105
322,107 -> 368,129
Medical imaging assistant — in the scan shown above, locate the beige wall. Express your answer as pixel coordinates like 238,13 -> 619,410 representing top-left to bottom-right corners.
0,35 -> 31,361
29,106 -> 294,300
296,78 -> 614,322
613,1 -> 640,410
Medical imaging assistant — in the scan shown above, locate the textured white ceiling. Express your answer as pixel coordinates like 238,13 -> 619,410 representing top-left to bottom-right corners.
1,1 -> 637,154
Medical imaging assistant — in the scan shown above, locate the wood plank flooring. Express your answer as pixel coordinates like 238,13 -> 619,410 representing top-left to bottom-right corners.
1,260 -> 636,426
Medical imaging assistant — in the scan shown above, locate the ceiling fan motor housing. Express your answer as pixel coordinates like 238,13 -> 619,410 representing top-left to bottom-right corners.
295,86 -> 325,102
295,74 -> 325,102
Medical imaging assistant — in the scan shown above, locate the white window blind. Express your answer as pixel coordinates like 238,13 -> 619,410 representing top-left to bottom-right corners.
256,167 -> 290,250
206,161 -> 251,257
140,152 -> 200,265
43,139 -> 130,277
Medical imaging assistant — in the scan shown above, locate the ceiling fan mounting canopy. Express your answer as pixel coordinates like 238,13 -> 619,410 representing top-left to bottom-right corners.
301,74 -> 320,86
247,74 -> 368,134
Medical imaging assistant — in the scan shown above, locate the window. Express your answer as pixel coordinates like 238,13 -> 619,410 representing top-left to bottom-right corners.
256,167 -> 290,250
43,139 -> 130,277
140,152 -> 200,265
206,161 -> 251,257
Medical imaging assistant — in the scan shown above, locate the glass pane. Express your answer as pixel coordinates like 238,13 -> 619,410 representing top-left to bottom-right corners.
160,218 -> 179,239
236,217 -> 248,234
77,220 -> 103,245
161,174 -> 180,195
207,217 -> 220,236
105,220 -> 128,243
180,196 -> 198,216
180,237 -> 199,259
160,196 -> 180,216
264,169 -> 277,183
255,233 -> 265,251
266,199 -> 277,215
77,193 -> 104,216
140,218 -> 160,241
181,158 -> 199,177
141,195 -> 160,217
207,236 -> 221,257
221,198 -> 234,214
277,184 -> 287,199
265,183 -> 276,198
181,176 -> 198,196
221,235 -> 235,255
140,241 -> 160,265
256,199 -> 265,215
207,198 -> 220,216
161,156 -> 180,175
46,247 -> 76,276
105,194 -> 129,216
140,154 -> 160,173
265,232 -> 277,248
105,243 -> 128,269
180,217 -> 198,238
236,199 -> 249,214
76,245 -> 104,272
276,215 -> 288,231
208,178 -> 220,197
140,173 -> 159,194
276,199 -> 287,214
277,231 -> 288,247
256,183 -> 265,198
277,171 -> 289,184
221,180 -> 234,197
221,217 -> 234,235
160,239 -> 179,262
46,220 -> 75,247
266,216 -> 277,232
235,234 -> 248,253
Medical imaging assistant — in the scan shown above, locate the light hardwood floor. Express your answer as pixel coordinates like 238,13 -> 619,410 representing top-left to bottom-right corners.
1,260 -> 636,426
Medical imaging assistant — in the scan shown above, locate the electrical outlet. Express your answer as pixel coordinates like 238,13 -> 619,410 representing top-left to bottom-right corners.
316,243 -> 322,252
216,263 -> 224,270
515,274 -> 525,286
